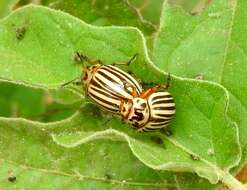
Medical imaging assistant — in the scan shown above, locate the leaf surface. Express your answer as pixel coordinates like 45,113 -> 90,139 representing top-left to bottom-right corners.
153,0 -> 247,172
0,5 -> 241,188
0,117 -> 176,190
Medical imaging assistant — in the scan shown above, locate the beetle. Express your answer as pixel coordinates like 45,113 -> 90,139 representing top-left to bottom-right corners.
120,75 -> 176,131
63,53 -> 175,131
81,54 -> 143,114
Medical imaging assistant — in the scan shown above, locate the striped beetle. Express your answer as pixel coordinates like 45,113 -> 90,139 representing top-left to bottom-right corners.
64,53 -> 175,132
81,54 -> 143,114
120,75 -> 176,132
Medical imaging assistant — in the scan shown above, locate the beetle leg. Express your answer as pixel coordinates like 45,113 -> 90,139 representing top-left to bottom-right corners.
140,86 -> 158,99
112,53 -> 138,66
73,81 -> 82,86
149,73 -> 171,91
123,82 -> 138,97
88,59 -> 103,65
163,72 -> 171,89
119,99 -> 125,112
74,52 -> 103,65
61,76 -> 80,87
127,53 -> 138,65
131,87 -> 139,97
159,73 -> 171,90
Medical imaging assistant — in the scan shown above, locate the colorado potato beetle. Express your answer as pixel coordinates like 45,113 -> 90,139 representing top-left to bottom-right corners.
120,75 -> 176,132
81,54 -> 143,114
63,53 -> 175,132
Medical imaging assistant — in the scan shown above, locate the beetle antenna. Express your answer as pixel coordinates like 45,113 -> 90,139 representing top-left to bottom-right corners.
74,51 -> 89,64
61,76 -> 80,87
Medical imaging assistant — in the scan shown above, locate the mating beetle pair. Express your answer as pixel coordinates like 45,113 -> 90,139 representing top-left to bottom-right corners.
68,53 -> 175,132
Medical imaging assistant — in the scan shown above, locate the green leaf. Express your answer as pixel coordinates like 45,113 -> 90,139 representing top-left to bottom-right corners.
129,0 -> 164,25
175,173 -> 216,190
0,118 -> 176,190
0,81 -> 81,122
0,5 -> 242,189
12,0 -> 161,36
0,0 -> 18,18
0,81 -> 46,118
167,0 -> 210,15
153,0 -> 247,173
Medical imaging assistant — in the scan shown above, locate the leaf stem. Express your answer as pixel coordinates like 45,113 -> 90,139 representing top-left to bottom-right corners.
220,171 -> 245,190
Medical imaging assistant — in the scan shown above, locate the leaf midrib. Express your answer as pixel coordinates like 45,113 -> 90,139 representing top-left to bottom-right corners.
218,0 -> 237,83
0,159 -> 175,188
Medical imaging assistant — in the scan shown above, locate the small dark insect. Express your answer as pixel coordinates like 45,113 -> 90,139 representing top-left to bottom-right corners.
190,154 -> 200,161
189,11 -> 199,16
73,51 -> 88,62
104,174 -> 112,180
150,136 -> 163,145
8,171 -> 16,183
16,27 -> 26,40
160,128 -> 173,136
195,74 -> 203,80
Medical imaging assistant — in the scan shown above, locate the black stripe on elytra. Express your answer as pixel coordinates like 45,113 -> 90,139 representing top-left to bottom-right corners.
152,99 -> 174,105
153,106 -> 175,110
91,98 -> 118,113
156,113 -> 175,117
103,66 -> 141,94
89,91 -> 119,109
150,122 -> 169,127
97,70 -> 118,84
90,86 -> 119,101
91,79 -> 119,99
152,95 -> 172,101
149,117 -> 171,123
141,127 -> 157,132
93,76 -> 120,96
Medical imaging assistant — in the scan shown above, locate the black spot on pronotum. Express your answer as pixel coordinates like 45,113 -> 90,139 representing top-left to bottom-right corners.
131,109 -> 144,122
190,154 -> 200,161
150,136 -> 163,145
140,103 -> 146,109
16,26 -> 26,40
135,109 -> 144,121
